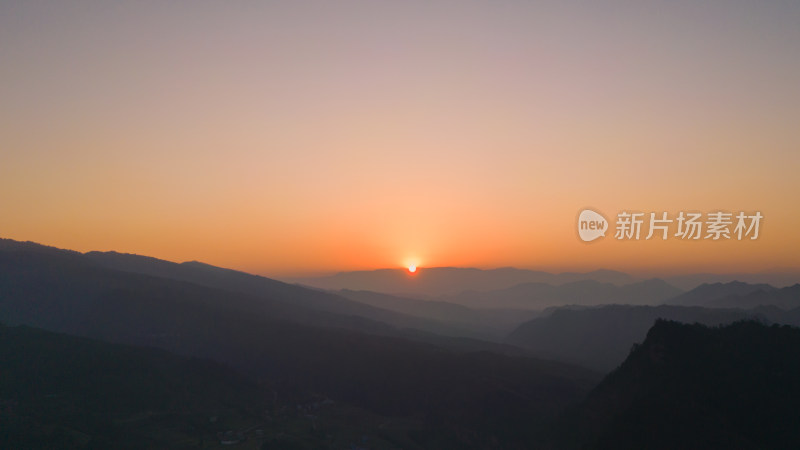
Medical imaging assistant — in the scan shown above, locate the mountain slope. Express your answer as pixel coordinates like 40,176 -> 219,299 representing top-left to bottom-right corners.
0,239 -> 489,339
83,248 -> 473,336
548,320 -> 800,449
0,239 -> 394,336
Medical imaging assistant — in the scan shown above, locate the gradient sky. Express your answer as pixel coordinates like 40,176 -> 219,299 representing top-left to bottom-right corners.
2,0 -> 799,277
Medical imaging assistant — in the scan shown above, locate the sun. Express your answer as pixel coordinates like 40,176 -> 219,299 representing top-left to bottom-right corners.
407,265 -> 417,273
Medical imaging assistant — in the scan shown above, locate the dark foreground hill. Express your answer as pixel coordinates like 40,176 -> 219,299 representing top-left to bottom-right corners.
3,324 -> 508,449
548,320 -> 800,450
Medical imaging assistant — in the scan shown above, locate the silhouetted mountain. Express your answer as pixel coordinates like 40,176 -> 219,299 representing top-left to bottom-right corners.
664,271 -> 800,290
705,284 -> 800,310
83,249 -> 472,337
1,239 -> 518,341
0,238 -> 601,447
549,320 -> 800,449
0,239 -> 405,337
651,280 -> 800,311
290,267 -> 634,297
440,278 -> 682,310
666,281 -> 777,306
337,289 -> 540,340
506,305 -> 766,371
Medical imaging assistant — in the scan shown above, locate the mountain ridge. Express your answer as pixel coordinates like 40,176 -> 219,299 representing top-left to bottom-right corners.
548,320 -> 800,449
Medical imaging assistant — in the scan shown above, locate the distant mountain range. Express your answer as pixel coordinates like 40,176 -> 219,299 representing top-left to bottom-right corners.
289,267 -> 800,297
336,277 -> 799,313
662,271 -> 800,290
667,281 -> 800,310
290,267 -> 636,297
667,281 -> 777,306
438,278 -> 682,309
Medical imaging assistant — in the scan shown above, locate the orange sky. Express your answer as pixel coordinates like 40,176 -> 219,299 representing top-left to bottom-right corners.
1,1 -> 799,277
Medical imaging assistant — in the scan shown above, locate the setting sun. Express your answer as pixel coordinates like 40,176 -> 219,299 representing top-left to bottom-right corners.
408,265 -> 417,273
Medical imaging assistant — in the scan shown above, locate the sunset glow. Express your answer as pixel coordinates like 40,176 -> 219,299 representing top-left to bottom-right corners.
1,1 -> 798,278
